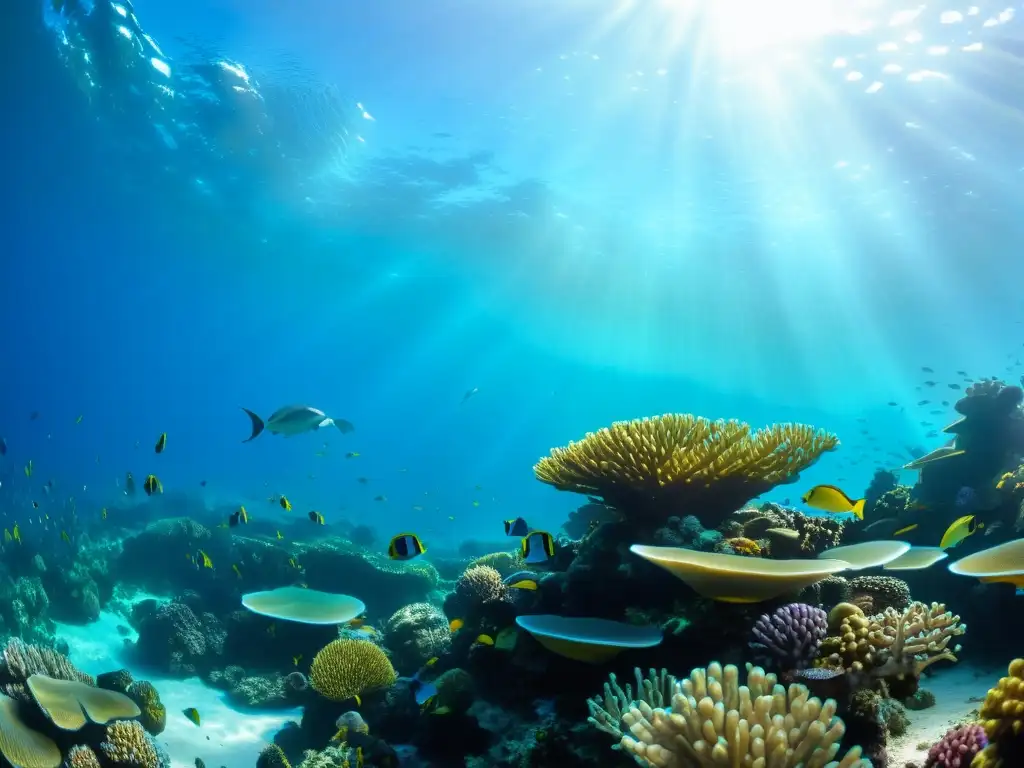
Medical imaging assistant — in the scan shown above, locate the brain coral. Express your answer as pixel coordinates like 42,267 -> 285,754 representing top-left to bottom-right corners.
309,639 -> 397,702
382,603 -> 451,674
126,681 -> 166,735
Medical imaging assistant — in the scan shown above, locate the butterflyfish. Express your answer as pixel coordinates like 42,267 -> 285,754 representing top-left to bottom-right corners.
155,433 -> 167,454
229,507 -> 249,527
143,475 -> 163,496
279,496 -> 292,511
504,517 -> 529,537
308,511 -> 325,525
521,531 -> 556,564
388,533 -> 426,560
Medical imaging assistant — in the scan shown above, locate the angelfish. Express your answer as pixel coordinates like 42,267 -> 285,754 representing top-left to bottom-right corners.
240,405 -> 354,442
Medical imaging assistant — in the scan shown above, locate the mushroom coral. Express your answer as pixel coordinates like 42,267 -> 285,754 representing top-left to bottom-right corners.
534,414 -> 838,527
589,661 -> 869,767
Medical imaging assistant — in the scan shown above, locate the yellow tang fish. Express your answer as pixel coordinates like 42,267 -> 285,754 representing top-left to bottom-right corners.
474,634 -> 495,647
182,708 -> 201,727
449,618 -> 464,633
154,433 -> 167,454
232,564 -> 242,579
801,485 -> 865,520
940,515 -> 983,550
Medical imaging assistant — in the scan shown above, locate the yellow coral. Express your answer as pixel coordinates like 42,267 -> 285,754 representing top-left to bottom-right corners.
310,640 -> 396,702
534,414 -> 838,524
972,659 -> 1024,768
613,662 -> 870,767
257,744 -> 292,768
100,720 -> 158,768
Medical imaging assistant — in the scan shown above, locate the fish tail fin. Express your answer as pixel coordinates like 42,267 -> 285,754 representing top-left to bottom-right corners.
334,418 -> 355,434
241,408 -> 264,442
852,499 -> 865,520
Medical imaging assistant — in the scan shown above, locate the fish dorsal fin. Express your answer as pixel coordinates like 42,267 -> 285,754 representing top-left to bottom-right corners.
942,416 -> 968,434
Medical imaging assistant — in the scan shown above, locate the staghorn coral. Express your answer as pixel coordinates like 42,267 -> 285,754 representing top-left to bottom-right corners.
820,602 -> 965,687
256,744 -> 292,768
125,681 -> 165,736
454,565 -> 508,607
66,744 -> 102,768
100,720 -> 159,768
382,603 -> 451,674
309,639 -> 396,702
749,603 -> 828,671
534,415 -> 839,527
596,661 -> 869,767
927,723 -> 987,767
973,658 -> 1024,768
849,576 -> 912,615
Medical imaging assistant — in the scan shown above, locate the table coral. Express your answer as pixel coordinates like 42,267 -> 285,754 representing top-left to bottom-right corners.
534,414 -> 838,527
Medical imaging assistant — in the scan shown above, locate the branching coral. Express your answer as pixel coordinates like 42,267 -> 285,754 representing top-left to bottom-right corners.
587,668 -> 675,741
819,602 -> 965,687
309,639 -> 396,702
589,662 -> 869,767
534,415 -> 838,526
973,659 -> 1024,768
749,603 -> 828,671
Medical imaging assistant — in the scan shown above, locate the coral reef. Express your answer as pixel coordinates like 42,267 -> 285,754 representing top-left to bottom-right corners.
848,576 -> 912,615
382,603 -> 451,674
534,414 -> 838,527
132,599 -> 225,676
926,723 -> 987,767
749,603 -> 828,671
973,658 -> 1024,767
100,720 -> 159,768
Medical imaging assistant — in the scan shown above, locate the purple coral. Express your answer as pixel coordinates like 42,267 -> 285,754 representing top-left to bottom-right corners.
925,724 -> 987,768
749,603 -> 827,670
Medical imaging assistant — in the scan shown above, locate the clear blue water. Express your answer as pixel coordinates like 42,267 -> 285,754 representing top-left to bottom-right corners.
3,0 -> 1024,545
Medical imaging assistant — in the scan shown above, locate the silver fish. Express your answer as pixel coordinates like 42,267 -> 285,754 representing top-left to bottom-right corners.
241,405 -> 354,442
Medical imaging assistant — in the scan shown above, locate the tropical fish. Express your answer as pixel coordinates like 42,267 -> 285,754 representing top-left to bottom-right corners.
24,460 -> 32,478
388,533 -> 426,560
240,405 -> 354,443
155,433 -> 167,454
143,475 -> 162,496
449,619 -> 464,633
893,524 -> 918,537
345,452 -> 360,459
505,577 -> 538,591
293,654 -> 302,666
61,531 -> 71,544
374,495 -> 386,502
504,517 -> 529,537
12,525 -> 20,544
279,496 -> 292,511
460,387 -> 479,404
31,502 -> 39,509
474,634 -> 495,647
276,531 -> 284,540
940,515 -> 983,549
182,708 -> 201,727
801,485 -> 865,519
125,472 -> 136,496
921,366 -> 934,373
195,550 -> 213,569
229,507 -> 249,527
308,511 -> 325,525
101,508 -> 107,520
232,564 -> 242,579
521,531 -> 556,565
288,557 -> 299,569
3,530 -> 10,543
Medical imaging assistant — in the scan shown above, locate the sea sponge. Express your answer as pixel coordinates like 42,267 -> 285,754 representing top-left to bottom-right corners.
927,723 -> 987,767
309,639 -> 397,702
99,720 -> 159,768
126,681 -> 166,735
65,745 -> 102,768
534,414 -> 839,526
454,565 -> 508,607
749,603 -> 828,671
604,661 -> 869,767
256,744 -> 293,768
849,576 -> 912,614
973,658 -> 1024,768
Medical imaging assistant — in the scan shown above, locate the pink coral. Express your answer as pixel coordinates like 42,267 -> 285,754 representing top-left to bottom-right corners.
925,723 -> 987,768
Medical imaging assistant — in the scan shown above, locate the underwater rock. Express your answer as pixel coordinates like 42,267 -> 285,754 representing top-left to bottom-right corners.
133,600 -> 224,677
849,575 -> 913,614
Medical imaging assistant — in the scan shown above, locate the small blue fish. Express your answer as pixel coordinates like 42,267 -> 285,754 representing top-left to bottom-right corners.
521,531 -> 555,565
503,517 -> 529,537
